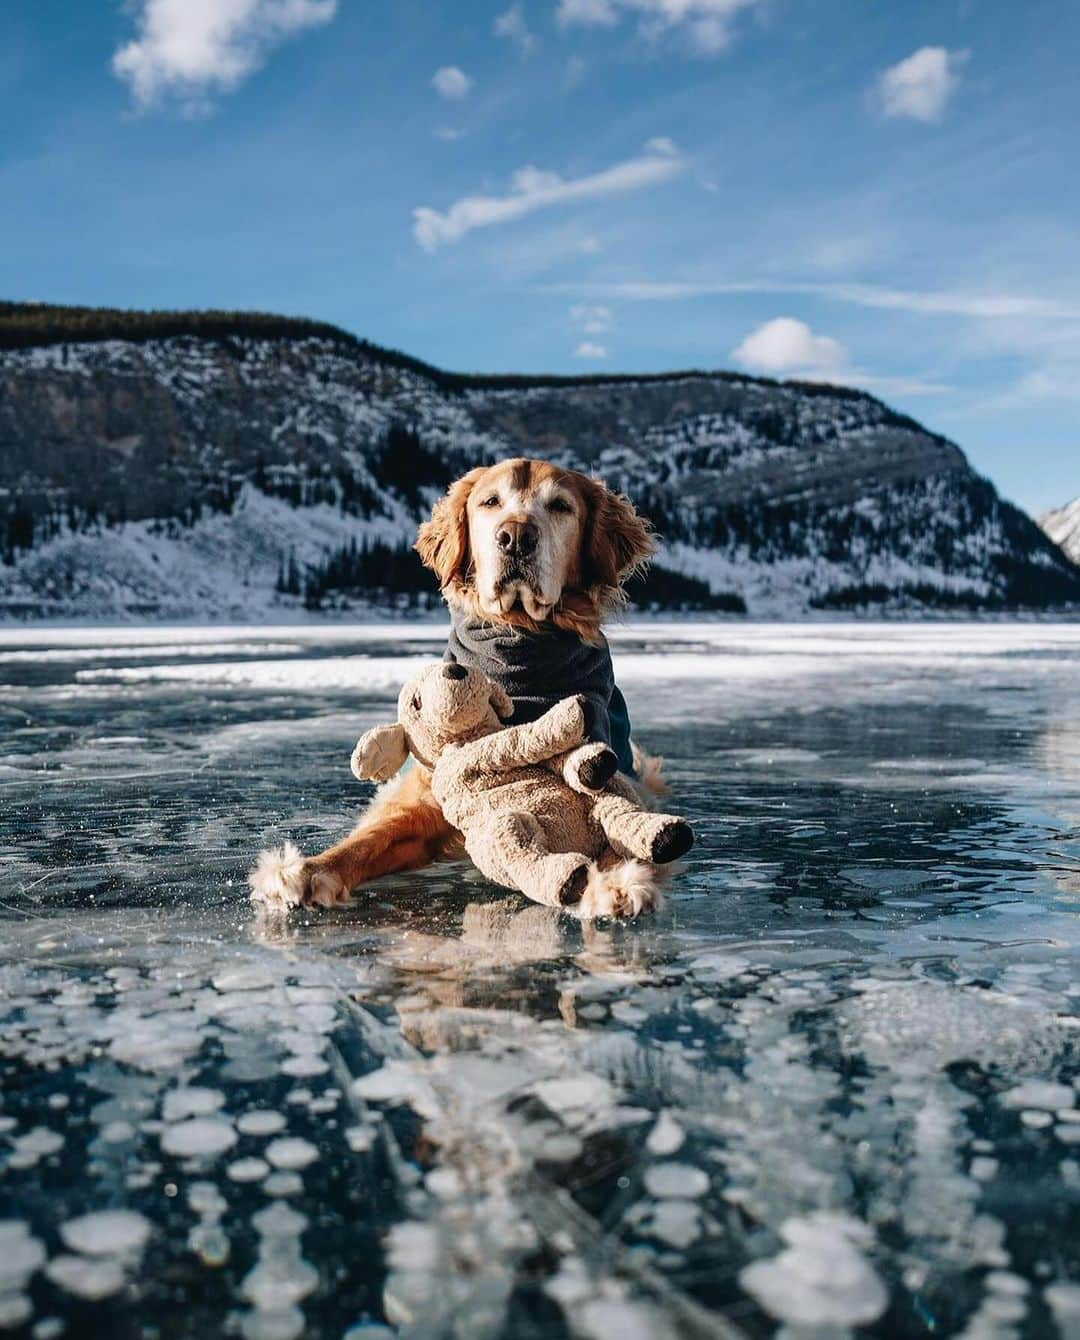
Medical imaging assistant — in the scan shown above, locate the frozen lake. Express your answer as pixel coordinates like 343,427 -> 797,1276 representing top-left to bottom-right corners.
2,622 -> 1080,1339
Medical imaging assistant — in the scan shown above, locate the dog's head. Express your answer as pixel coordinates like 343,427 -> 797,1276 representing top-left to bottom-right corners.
415,458 -> 654,642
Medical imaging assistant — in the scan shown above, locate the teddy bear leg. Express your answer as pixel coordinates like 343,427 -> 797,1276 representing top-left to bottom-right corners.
559,742 -> 620,794
590,794 -> 695,864
471,811 -> 593,909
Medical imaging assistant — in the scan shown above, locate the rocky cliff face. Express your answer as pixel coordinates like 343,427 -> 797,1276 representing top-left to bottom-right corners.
1038,497 -> 1080,567
1,308 -> 1077,620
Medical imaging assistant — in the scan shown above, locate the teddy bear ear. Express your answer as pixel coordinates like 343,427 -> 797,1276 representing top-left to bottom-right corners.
351,723 -> 409,782
488,683 -> 514,722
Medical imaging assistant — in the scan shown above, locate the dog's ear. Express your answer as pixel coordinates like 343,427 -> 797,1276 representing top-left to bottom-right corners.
415,468 -> 487,589
351,723 -> 409,782
488,682 -> 514,722
581,477 -> 655,591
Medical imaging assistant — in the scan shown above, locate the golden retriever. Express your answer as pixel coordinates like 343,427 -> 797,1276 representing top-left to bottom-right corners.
256,458 -> 656,908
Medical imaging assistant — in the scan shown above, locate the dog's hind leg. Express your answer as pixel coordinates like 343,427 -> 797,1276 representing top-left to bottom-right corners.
251,766 -> 458,910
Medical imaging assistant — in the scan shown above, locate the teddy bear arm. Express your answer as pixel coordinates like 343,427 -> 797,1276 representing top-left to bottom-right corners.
459,698 -> 587,777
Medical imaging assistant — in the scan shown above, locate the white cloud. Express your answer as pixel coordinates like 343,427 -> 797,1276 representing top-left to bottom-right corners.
494,4 -> 537,51
432,65 -> 473,99
732,317 -> 846,377
876,46 -> 966,122
556,0 -> 761,54
577,235 -> 603,254
413,142 -> 685,251
571,303 -> 613,333
111,0 -> 337,107
730,317 -> 950,396
644,135 -> 679,157
434,126 -> 466,142
575,341 -> 610,359
557,0 -> 618,25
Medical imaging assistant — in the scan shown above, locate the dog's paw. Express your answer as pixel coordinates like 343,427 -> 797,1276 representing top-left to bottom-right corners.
248,844 -> 348,911
576,861 -> 662,920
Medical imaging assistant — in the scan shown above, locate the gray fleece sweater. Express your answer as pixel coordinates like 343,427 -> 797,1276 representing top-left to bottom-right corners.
445,610 -> 635,776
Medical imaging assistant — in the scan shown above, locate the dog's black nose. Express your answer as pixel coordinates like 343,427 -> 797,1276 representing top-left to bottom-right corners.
496,520 -> 538,557
442,662 -> 467,680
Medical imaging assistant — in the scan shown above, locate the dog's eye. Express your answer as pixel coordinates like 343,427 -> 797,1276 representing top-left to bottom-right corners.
479,494 -> 500,509
412,693 -> 422,711
547,496 -> 573,514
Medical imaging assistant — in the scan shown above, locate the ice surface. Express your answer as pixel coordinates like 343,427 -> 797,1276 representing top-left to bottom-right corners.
2,622 -> 1080,1337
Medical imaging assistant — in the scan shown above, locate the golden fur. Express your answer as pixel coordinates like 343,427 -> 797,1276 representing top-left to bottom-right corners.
249,459 -> 660,909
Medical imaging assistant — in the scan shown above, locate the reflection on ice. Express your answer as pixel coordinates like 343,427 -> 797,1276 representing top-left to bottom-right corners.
2,623 -> 1080,1336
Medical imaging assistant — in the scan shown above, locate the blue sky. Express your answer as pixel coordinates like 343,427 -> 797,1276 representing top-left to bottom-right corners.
2,1 -> 1077,515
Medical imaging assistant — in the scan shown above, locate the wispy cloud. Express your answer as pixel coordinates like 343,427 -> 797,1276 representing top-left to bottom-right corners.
732,317 -> 949,395
644,135 -> 680,157
575,341 -> 609,359
560,277 -> 1080,321
571,303 -> 613,333
111,0 -> 337,108
431,65 -> 472,99
556,0 -> 762,55
413,143 -> 686,251
875,46 -> 967,122
494,4 -> 537,52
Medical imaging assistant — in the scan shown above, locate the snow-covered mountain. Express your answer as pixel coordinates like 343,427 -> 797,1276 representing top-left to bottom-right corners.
2,301 -> 1078,620
1038,496 -> 1080,566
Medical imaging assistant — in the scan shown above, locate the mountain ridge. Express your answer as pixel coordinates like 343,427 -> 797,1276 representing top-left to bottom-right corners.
1038,497 -> 1080,567
1,301 -> 1077,622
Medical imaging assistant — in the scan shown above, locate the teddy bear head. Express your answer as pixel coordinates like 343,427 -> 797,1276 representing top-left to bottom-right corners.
351,659 -> 514,781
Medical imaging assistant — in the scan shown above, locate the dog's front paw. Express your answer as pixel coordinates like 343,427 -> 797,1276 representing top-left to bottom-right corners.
248,844 -> 348,911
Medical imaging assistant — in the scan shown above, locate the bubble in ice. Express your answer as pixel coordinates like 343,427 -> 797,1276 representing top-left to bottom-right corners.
344,1125 -> 376,1153
0,1222 -> 46,1288
162,1087 -> 226,1122
643,1162 -> 709,1199
46,1254 -> 127,1301
228,1157 -> 271,1183
161,1117 -> 237,1158
263,1172 -> 304,1198
9,1127 -> 64,1167
60,1209 -> 151,1257
212,965 -> 274,993
739,1212 -> 888,1327
647,1198 -> 703,1250
252,1203 -> 308,1238
237,1110 -> 287,1136
240,1305 -> 306,1340
0,1294 -> 32,1328
1001,1080 -> 1075,1111
265,1138 -> 319,1170
280,1055 -> 329,1078
645,1111 -> 685,1156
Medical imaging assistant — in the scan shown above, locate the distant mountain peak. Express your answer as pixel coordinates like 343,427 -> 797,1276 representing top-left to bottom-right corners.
1038,496 -> 1080,565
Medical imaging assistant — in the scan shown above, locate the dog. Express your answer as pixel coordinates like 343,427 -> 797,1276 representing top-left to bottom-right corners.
250,457 -> 658,909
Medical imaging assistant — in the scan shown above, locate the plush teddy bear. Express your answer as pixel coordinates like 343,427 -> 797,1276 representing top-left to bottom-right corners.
349,660 -> 694,919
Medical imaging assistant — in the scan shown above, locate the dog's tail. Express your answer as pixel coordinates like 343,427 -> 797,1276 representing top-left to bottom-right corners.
630,741 -> 668,797
248,841 -> 307,908
578,858 -> 665,920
